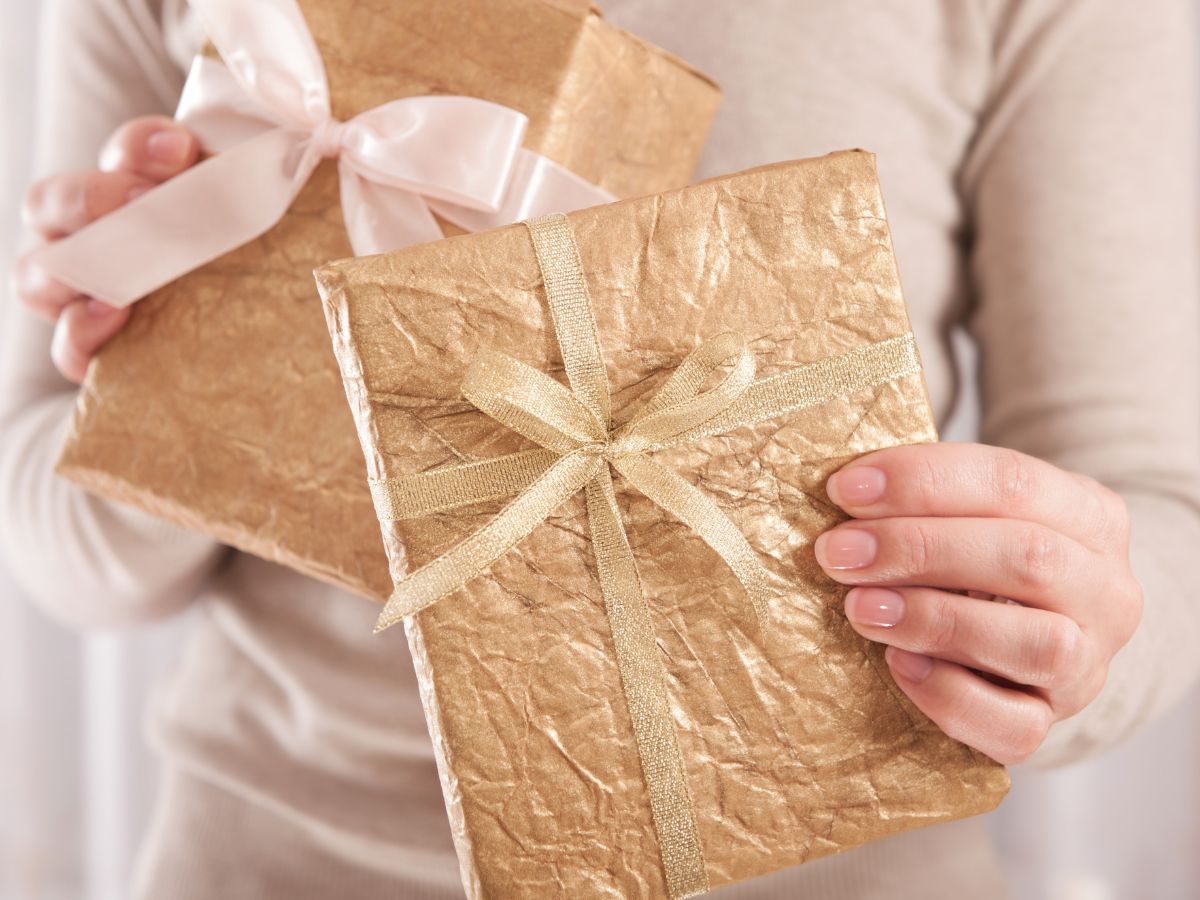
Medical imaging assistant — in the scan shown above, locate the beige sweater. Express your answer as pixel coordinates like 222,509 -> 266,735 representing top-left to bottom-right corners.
2,1 -> 1199,897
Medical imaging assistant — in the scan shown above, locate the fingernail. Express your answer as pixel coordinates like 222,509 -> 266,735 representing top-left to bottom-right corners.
13,258 -> 48,293
86,298 -> 117,317
845,587 -> 904,628
126,183 -> 152,202
828,465 -> 886,507
886,646 -> 934,683
814,528 -> 877,570
147,130 -> 188,163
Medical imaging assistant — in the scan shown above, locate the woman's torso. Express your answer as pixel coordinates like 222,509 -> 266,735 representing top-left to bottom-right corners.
146,2 -> 1007,897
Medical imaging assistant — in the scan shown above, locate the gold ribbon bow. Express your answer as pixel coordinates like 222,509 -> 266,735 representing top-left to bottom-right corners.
370,213 -> 923,899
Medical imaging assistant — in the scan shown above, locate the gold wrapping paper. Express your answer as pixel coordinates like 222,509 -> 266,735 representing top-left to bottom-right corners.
314,151 -> 1010,897
55,0 -> 720,599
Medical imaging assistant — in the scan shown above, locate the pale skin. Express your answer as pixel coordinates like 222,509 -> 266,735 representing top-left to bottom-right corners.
12,117 -> 1145,767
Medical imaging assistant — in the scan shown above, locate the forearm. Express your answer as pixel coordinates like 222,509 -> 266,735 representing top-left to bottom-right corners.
964,0 -> 1200,764
0,0 -> 221,627
0,378 -> 224,626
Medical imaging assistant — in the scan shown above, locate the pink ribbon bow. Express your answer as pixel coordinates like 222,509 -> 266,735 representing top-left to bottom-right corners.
32,0 -> 614,308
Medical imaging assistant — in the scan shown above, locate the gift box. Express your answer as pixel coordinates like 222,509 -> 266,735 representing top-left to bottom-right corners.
47,0 -> 719,599
313,150 -> 1010,898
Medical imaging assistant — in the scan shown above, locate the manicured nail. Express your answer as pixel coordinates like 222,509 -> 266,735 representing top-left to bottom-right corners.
844,587 -> 904,628
147,130 -> 188,163
827,465 -> 886,507
814,528 -> 877,570
886,646 -> 934,683
86,298 -> 117,317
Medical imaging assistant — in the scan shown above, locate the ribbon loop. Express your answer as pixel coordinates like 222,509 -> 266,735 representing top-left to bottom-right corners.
193,0 -> 331,125
615,331 -> 757,454
462,351 -> 607,453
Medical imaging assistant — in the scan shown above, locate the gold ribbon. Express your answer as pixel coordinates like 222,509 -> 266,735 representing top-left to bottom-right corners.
370,213 -> 923,899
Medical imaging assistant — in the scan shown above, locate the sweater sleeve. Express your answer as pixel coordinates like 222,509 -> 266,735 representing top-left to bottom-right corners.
0,0 -> 224,628
962,0 -> 1200,766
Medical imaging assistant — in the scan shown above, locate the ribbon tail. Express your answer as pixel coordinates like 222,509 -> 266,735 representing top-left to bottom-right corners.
31,128 -> 312,307
674,333 -> 924,445
369,449 -> 559,521
584,468 -> 709,900
339,167 -> 447,256
429,149 -> 615,234
611,454 -> 772,627
375,452 -> 601,632
461,350 -> 605,454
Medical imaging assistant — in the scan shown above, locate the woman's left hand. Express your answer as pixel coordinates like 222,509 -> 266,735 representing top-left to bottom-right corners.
816,441 -> 1143,765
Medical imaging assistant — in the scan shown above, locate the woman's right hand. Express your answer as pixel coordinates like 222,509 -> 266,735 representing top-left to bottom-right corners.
12,116 -> 199,383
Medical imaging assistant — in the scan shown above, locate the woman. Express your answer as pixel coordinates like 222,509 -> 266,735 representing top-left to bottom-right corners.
3,0 -> 1197,897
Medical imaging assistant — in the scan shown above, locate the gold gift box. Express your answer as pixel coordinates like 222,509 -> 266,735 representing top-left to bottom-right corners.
314,151 -> 1010,897
55,0 -> 719,599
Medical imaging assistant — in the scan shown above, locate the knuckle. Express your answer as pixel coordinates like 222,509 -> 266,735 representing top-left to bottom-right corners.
1107,489 -> 1132,537
1010,524 -> 1069,593
899,520 -> 940,576
1114,578 -> 1145,645
79,172 -> 108,222
921,593 -> 961,654
1109,496 -> 1132,547
21,175 -> 66,229
11,253 -> 76,321
1056,663 -> 1109,719
991,448 -> 1036,510
1026,617 -> 1085,690
1079,475 -> 1131,546
1083,663 -> 1110,705
21,171 -> 96,235
912,450 -> 947,508
1004,711 -> 1051,764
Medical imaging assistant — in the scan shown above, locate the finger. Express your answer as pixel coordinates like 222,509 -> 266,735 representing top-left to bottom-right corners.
50,299 -> 131,384
99,116 -> 199,181
844,586 -> 1102,715
883,646 -> 1053,765
10,253 -> 83,321
813,516 -> 1099,619
825,442 -> 1128,552
22,170 -> 154,239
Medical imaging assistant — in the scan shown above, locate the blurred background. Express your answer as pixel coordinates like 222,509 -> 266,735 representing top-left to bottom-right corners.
2,2 -> 1199,899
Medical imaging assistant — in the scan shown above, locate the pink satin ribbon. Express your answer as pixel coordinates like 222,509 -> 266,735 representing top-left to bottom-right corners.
32,0 -> 615,308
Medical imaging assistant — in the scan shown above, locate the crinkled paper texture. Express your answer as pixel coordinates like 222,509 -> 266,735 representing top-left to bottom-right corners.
55,0 -> 720,599
315,151 -> 1011,897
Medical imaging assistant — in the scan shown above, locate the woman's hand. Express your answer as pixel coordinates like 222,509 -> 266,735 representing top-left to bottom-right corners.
817,441 -> 1143,765
12,116 -> 199,383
